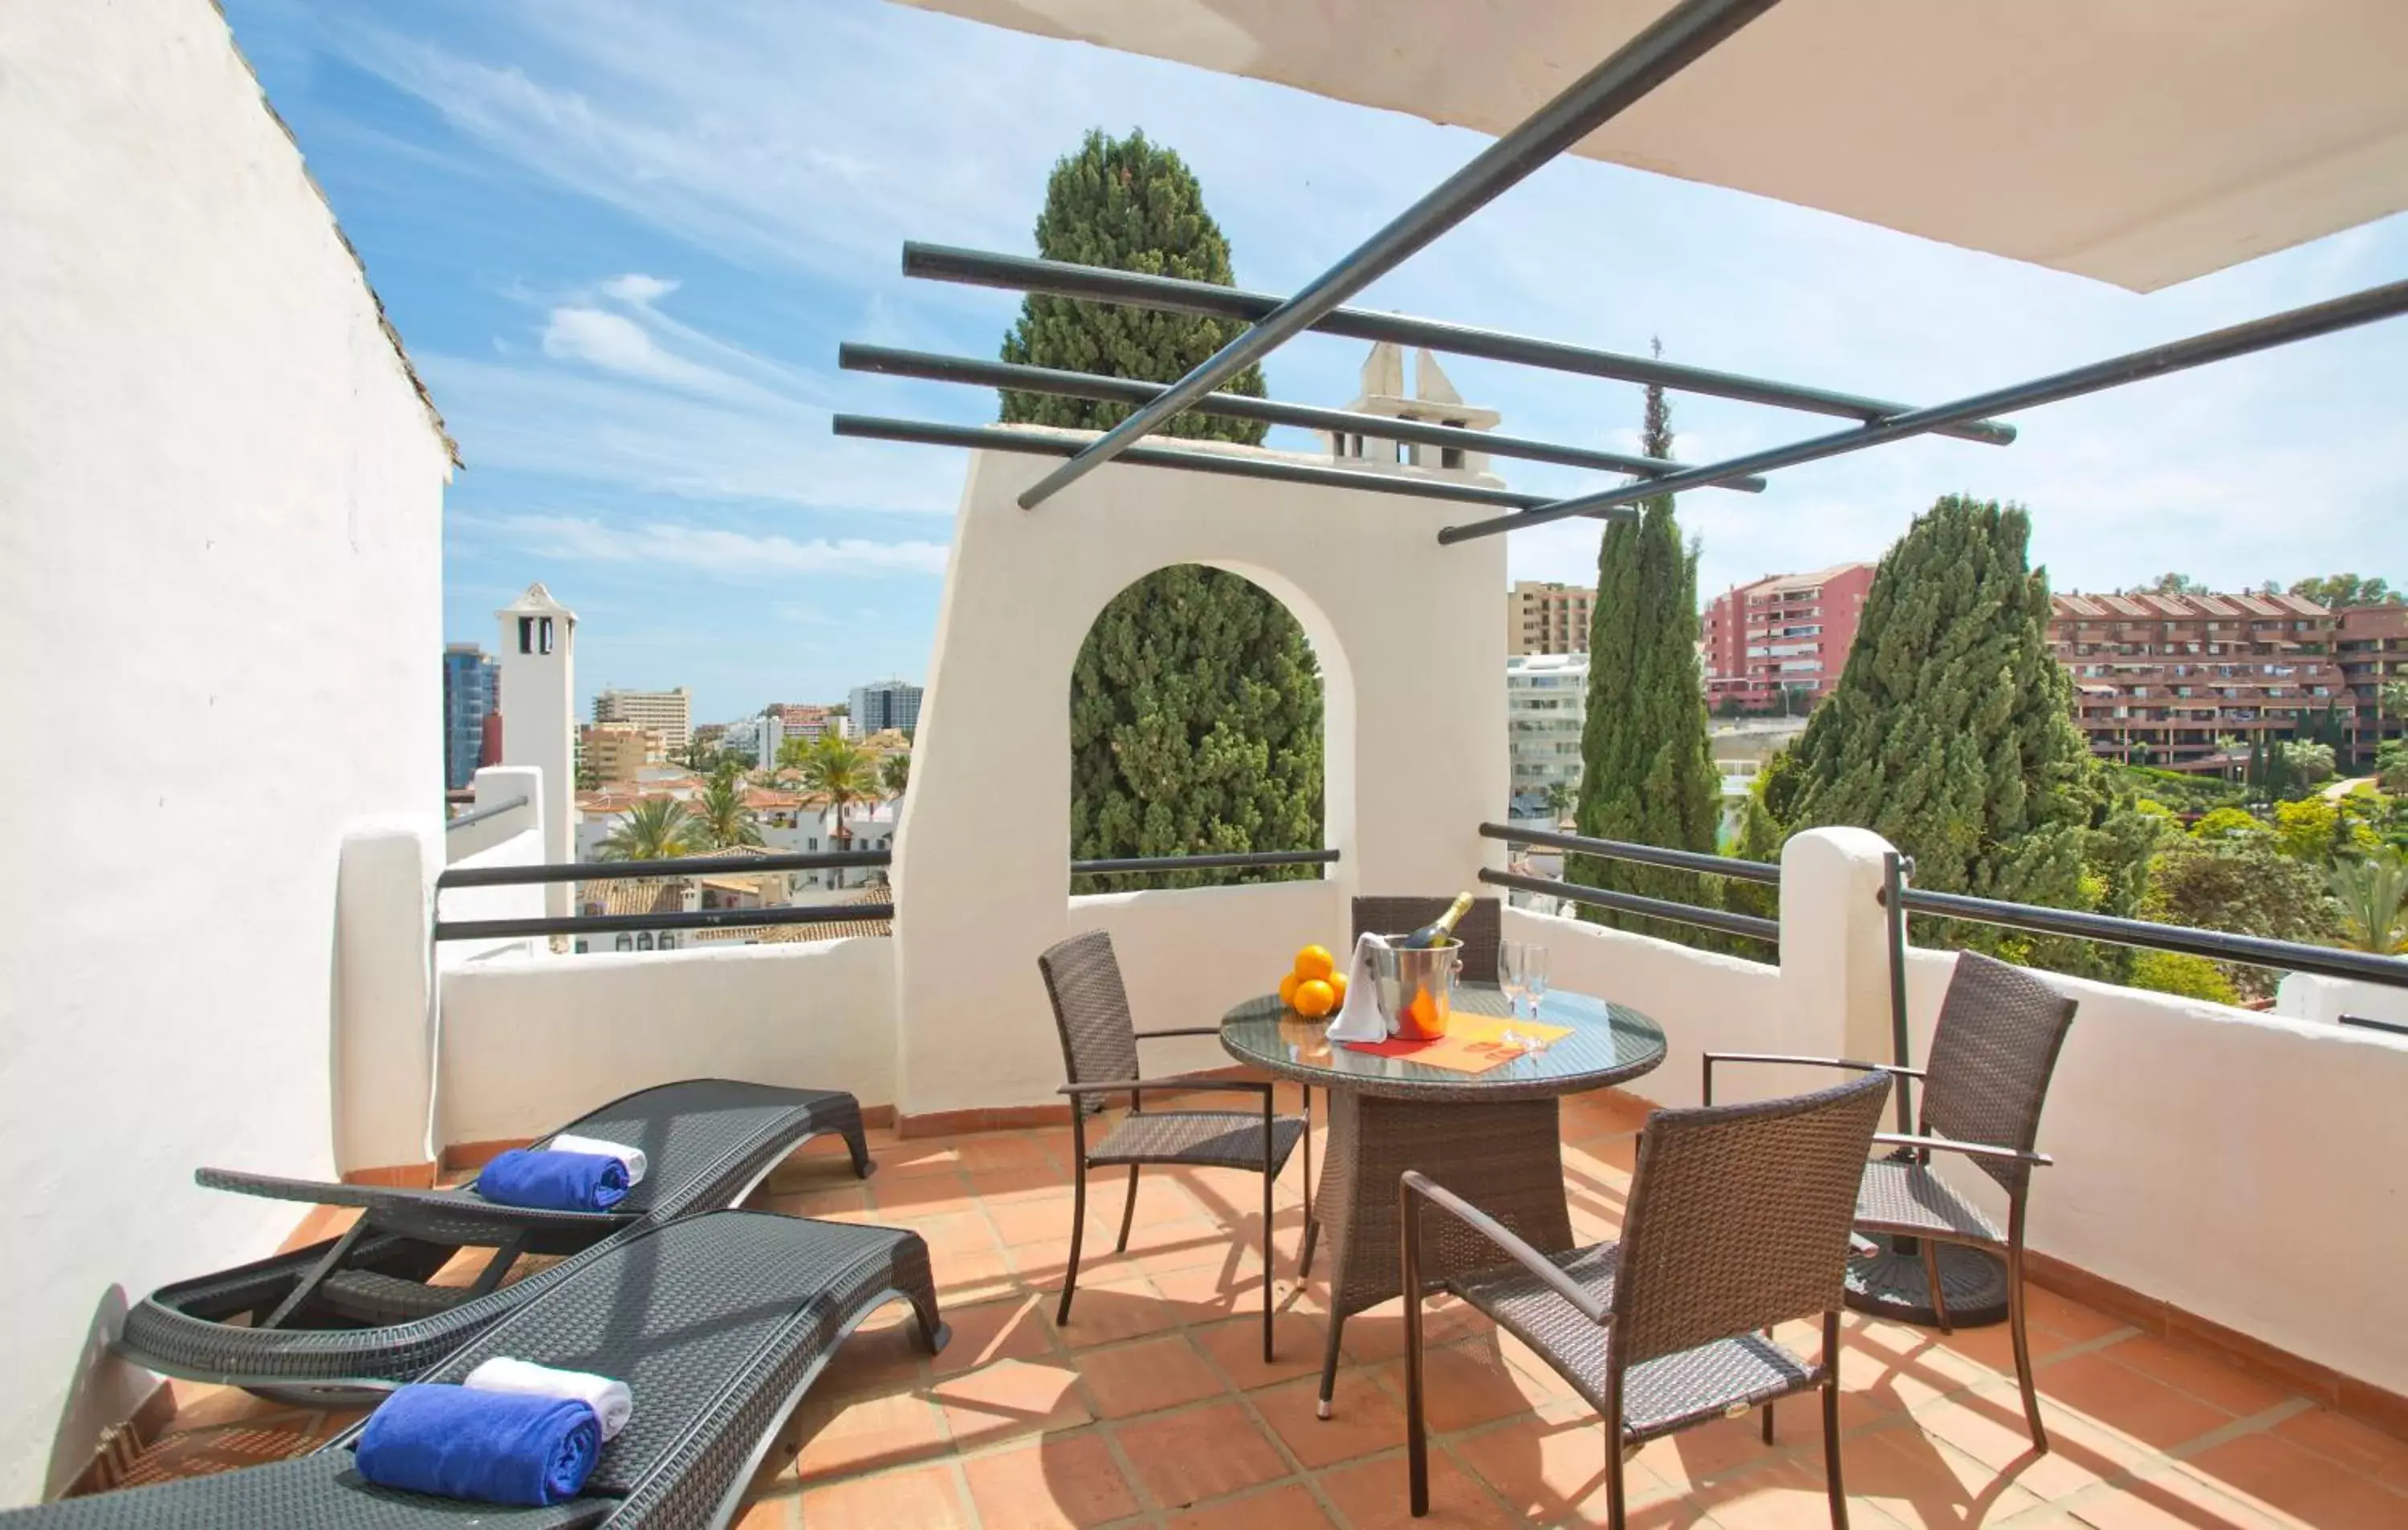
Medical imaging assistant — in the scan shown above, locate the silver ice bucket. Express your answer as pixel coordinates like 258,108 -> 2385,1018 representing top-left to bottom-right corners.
1368,938 -> 1461,1040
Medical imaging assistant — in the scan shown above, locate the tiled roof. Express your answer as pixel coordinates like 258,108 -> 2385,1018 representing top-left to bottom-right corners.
581,879 -> 685,918
691,885 -> 893,945
2052,589 -> 2333,620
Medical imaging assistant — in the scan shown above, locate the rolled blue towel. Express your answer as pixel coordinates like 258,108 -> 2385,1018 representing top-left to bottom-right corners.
355,1384 -> 600,1507
474,1148 -> 629,1212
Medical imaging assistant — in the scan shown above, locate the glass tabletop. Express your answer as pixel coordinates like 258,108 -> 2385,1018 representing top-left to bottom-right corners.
1220,983 -> 1666,1101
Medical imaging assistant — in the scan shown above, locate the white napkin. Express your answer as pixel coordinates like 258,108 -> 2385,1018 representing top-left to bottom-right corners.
546,1133 -> 648,1186
1324,933 -> 1389,1043
464,1357 -> 635,1440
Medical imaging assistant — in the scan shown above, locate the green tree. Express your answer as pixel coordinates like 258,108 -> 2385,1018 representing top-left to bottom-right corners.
2129,950 -> 2240,1006
1781,496 -> 2098,913
2287,573 -> 2399,608
597,798 -> 697,862
2379,739 -> 2408,793
2142,572 -> 2209,596
1566,370 -> 1726,942
693,771 -> 763,850
2144,836 -> 2339,999
881,751 -> 911,800
1003,130 -> 1322,885
794,735 -> 878,889
2327,848 -> 2407,954
2277,739 -> 2337,789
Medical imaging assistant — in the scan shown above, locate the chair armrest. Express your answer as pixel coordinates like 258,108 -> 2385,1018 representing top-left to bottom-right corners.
1873,1132 -> 2051,1167
1401,1170 -> 1609,1325
1702,1052 -> 1924,1105
1133,1027 -> 1226,1040
1058,1075 -> 1272,1099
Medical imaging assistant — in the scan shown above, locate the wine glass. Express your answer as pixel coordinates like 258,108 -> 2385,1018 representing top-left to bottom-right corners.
1520,946 -> 1552,1050
1498,940 -> 1532,1049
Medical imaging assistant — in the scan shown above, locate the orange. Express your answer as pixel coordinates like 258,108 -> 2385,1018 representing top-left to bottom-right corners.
1292,977 -> 1337,1019
1327,973 -> 1348,1007
1279,972 -> 1301,1009
1292,944 -> 1336,983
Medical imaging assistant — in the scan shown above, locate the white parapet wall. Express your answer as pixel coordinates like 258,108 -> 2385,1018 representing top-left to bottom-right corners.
0,1 -> 452,1501
435,938 -> 900,1148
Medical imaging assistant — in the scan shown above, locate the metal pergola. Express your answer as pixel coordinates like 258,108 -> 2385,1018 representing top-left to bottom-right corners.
836,0 -> 2408,539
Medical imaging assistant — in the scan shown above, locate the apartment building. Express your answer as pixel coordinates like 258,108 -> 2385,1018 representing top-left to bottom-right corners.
592,685 -> 693,754
439,643 -> 498,791
771,702 -> 839,743
580,719 -> 663,783
849,679 -> 923,735
1506,580 -> 1595,656
2335,602 -> 2408,759
2048,590 -> 2349,767
1700,563 -> 1874,710
1506,653 -> 1587,812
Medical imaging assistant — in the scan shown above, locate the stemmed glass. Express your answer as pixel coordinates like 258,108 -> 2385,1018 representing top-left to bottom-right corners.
1519,945 -> 1551,1048
1499,940 -> 1541,1052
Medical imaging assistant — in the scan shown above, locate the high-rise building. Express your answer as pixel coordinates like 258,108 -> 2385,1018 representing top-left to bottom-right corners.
440,643 -> 499,791
1506,653 -> 1587,813
2049,589 -> 2351,767
593,686 -> 692,754
849,679 -> 923,735
1507,581 -> 1596,657
2335,603 -> 2408,762
1699,563 -> 1876,711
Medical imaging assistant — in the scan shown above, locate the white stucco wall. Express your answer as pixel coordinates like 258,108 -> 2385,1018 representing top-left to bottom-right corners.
1897,948 -> 2408,1398
0,2 -> 451,1500
435,939 -> 898,1146
891,442 -> 1507,1118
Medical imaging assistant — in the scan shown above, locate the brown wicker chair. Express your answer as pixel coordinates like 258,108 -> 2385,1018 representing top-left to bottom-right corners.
1401,1072 -> 1891,1528
1036,930 -> 1310,1361
1704,949 -> 2077,1451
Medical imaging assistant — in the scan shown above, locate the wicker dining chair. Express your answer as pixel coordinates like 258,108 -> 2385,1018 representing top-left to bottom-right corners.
1036,930 -> 1311,1361
1401,1072 -> 1891,1528
1704,949 -> 2078,1451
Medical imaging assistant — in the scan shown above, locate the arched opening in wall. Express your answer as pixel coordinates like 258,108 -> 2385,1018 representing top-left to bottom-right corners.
1068,564 -> 1326,893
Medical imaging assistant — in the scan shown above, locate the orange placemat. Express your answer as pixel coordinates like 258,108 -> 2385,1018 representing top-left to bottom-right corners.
1341,1016 -> 1572,1075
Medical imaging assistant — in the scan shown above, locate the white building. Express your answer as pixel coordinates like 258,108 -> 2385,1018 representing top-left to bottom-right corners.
1507,652 -> 1588,815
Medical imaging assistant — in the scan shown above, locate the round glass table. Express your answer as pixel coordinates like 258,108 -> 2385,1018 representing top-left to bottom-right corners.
1222,983 -> 1666,1412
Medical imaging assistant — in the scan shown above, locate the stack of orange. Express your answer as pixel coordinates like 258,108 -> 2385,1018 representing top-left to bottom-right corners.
1279,944 -> 1348,1019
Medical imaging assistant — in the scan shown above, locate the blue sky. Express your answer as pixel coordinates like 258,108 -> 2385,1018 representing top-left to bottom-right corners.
226,0 -> 2407,724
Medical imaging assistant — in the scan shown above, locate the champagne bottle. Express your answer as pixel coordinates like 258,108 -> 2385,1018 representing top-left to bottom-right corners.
1397,891 -> 1474,949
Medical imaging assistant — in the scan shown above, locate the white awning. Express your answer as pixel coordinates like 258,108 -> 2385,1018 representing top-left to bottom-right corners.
894,0 -> 2408,292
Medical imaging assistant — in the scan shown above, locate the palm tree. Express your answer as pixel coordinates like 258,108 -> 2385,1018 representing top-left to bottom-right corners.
795,735 -> 877,889
2328,848 -> 2408,955
597,797 -> 697,862
881,750 -> 911,800
693,771 -> 763,850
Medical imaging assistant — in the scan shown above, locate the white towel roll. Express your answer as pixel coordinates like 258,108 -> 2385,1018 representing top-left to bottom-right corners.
545,1133 -> 648,1186
463,1357 -> 635,1440
1324,933 -> 1389,1043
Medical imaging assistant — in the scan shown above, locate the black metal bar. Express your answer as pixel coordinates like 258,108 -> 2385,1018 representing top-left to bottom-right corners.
434,902 -> 894,943
1440,274 -> 2408,544
833,415 -> 1602,514
1479,820 -> 1780,885
438,849 -> 891,889
837,344 -> 1767,492
444,795 -> 531,834
1479,867 -> 1779,943
900,250 -> 2011,445
1881,852 -> 1916,1134
1885,885 -> 2408,988
1011,0 -> 1788,509
1072,848 -> 1340,876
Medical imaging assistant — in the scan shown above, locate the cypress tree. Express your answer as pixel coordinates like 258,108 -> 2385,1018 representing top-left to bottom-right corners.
1780,495 -> 2094,910
1565,372 -> 1725,935
1002,130 -> 1323,887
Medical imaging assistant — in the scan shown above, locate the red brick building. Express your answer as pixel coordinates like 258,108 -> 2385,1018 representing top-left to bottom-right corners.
2336,602 -> 2408,760
1700,563 -> 1875,711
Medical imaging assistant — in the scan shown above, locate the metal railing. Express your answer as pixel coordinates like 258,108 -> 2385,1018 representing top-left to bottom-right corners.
1072,848 -> 1339,877
442,795 -> 529,834
1476,823 -> 1779,944
1876,867 -> 2408,989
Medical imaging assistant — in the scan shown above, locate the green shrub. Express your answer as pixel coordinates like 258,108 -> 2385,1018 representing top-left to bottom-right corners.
2129,950 -> 2240,1006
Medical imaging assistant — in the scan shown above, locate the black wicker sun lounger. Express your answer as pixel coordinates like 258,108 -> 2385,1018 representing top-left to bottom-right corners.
120,1080 -> 871,1402
8,1211 -> 946,1530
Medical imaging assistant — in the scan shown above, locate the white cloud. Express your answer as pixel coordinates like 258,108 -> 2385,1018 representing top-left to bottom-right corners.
464,511 -> 951,578
600,272 -> 678,304
539,305 -> 743,395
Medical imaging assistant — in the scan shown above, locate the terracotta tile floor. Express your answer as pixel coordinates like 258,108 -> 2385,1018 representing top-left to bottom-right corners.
122,1086 -> 2408,1528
